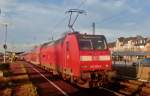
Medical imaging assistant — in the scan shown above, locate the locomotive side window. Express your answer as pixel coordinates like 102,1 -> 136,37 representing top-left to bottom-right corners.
66,41 -> 69,51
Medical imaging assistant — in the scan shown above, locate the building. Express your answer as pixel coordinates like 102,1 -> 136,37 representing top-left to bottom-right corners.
108,42 -> 116,52
144,38 -> 150,58
114,36 -> 147,52
0,52 -> 3,63
109,36 -> 149,62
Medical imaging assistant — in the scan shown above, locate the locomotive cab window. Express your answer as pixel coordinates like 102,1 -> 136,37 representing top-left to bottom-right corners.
92,39 -> 107,50
79,39 -> 93,50
78,35 -> 107,50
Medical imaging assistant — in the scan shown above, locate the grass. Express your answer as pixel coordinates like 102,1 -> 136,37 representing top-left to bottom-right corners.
0,62 -> 38,96
1,88 -> 12,96
14,83 -> 38,96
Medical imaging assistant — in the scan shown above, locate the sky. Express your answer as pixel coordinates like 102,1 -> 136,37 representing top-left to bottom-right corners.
0,0 -> 150,52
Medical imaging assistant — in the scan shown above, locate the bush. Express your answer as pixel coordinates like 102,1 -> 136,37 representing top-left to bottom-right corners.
3,71 -> 12,77
0,63 -> 10,70
15,83 -> 38,96
2,88 -> 12,96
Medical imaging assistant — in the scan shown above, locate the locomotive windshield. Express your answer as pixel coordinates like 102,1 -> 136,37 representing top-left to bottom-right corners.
78,35 -> 107,50
79,39 -> 93,50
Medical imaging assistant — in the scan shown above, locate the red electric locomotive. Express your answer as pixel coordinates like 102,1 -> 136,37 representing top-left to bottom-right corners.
23,32 -> 115,88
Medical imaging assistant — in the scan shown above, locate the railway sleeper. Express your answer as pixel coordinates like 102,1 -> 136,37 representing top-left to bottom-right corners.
144,82 -> 150,88
99,87 -> 125,96
128,80 -> 143,86
118,87 -> 139,96
120,82 -> 139,90
118,82 -> 140,95
119,80 -> 150,95
118,89 -> 133,96
140,87 -> 150,95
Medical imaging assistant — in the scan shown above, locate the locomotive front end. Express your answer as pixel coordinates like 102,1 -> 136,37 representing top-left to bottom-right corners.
77,34 -> 116,88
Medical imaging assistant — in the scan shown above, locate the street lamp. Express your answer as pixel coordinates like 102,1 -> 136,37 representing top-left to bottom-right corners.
3,24 -> 8,63
0,9 -> 8,63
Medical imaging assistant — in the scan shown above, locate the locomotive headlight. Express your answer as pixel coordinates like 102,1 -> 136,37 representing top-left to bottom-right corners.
80,56 -> 92,61
99,55 -> 110,61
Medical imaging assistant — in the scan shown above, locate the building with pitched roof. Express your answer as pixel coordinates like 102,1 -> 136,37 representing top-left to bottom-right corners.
114,36 -> 147,52
108,36 -> 149,62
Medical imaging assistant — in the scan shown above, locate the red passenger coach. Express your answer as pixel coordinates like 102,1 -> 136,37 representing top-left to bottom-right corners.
23,32 -> 115,88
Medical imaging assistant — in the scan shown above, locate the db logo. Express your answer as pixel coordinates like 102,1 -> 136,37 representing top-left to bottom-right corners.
93,56 -> 98,61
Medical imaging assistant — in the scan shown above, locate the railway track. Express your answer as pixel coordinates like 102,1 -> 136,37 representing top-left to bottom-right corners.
20,61 -> 150,96
23,61 -> 71,96
118,80 -> 150,96
21,61 -> 116,96
98,78 -> 150,96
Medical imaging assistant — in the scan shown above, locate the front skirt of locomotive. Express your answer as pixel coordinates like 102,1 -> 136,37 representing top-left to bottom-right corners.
77,70 -> 117,88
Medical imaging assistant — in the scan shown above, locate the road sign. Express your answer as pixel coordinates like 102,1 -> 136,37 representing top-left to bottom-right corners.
3,44 -> 7,49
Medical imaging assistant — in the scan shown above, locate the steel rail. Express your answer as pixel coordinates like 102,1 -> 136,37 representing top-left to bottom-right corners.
29,64 -> 69,96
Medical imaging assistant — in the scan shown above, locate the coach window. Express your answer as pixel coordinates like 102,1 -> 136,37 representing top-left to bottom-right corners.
66,41 -> 69,51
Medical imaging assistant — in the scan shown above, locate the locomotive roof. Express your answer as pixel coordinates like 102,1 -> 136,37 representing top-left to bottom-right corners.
40,32 -> 105,47
77,34 -> 105,38
67,32 -> 105,37
41,41 -> 53,47
40,37 -> 65,47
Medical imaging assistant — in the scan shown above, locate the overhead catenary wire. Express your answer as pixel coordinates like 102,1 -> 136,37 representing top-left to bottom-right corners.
49,0 -> 87,41
83,7 -> 127,39
66,9 -> 86,32
75,0 -> 127,37
77,0 -> 87,9
49,16 -> 67,41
